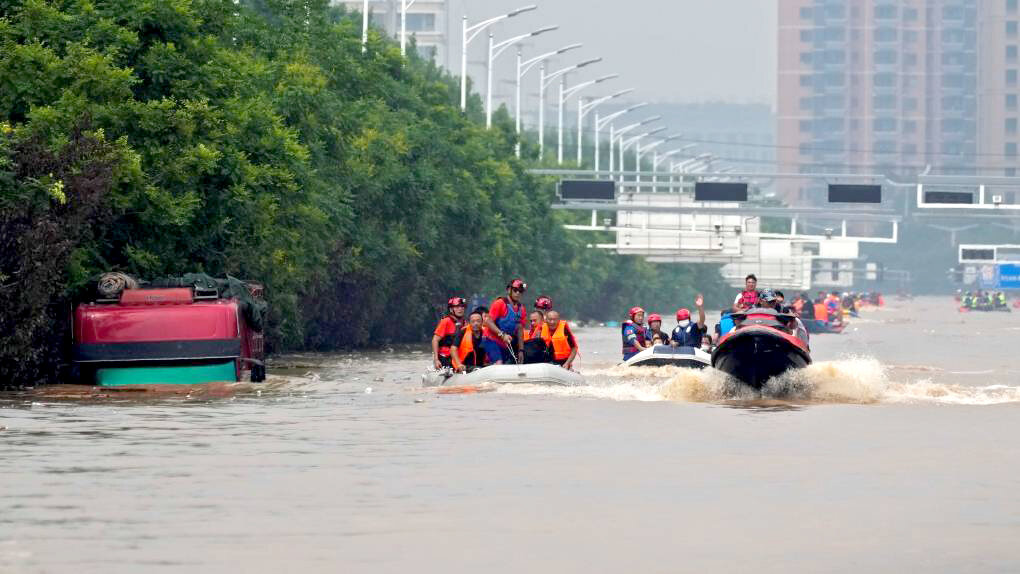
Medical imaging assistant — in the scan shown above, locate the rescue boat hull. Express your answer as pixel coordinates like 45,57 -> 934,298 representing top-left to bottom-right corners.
422,363 -> 584,387
623,345 -> 711,369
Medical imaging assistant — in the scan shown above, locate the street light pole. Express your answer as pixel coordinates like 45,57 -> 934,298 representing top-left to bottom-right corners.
608,114 -> 661,179
400,0 -> 417,57
460,5 -> 538,111
362,0 -> 370,53
538,57 -> 601,160
621,127 -> 666,184
595,103 -> 649,172
577,88 -> 634,165
514,43 -> 582,157
486,25 -> 558,128
557,73 -> 617,163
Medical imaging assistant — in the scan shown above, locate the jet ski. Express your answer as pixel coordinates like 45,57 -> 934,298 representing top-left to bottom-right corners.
711,307 -> 812,389
421,363 -> 585,387
623,344 -> 711,369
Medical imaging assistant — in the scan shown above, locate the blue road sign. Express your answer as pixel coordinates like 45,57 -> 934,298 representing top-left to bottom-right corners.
997,264 -> 1020,289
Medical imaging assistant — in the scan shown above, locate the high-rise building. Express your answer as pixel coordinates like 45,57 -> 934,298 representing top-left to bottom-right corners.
334,1 -> 450,68
778,1 -> 1020,201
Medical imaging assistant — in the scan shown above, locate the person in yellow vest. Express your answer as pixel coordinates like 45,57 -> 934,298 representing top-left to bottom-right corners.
540,310 -> 578,370
451,309 -> 488,373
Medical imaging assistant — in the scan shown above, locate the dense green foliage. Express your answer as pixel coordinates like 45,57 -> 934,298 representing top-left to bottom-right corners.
0,0 -> 725,385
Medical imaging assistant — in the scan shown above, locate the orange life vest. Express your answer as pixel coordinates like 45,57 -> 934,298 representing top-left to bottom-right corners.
813,303 -> 828,320
540,320 -> 573,361
452,325 -> 484,369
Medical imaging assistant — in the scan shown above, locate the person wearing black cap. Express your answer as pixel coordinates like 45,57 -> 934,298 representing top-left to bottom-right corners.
483,279 -> 528,364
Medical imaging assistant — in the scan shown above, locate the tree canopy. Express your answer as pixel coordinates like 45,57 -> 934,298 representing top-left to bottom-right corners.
0,0 -> 725,384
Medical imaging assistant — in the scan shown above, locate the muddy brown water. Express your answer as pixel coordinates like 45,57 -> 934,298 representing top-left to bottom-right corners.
2,297 -> 1019,573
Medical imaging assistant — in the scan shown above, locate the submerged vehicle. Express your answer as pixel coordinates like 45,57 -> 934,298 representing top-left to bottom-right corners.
422,363 -> 584,387
72,274 -> 266,387
622,344 -> 711,369
711,308 -> 811,389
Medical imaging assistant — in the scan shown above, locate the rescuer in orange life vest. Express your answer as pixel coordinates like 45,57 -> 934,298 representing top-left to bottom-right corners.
451,309 -> 488,373
540,309 -> 578,370
527,296 -> 553,341
432,296 -> 466,369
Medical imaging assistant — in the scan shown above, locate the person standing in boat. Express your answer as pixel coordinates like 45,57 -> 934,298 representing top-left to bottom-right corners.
540,310 -> 578,370
432,296 -> 466,369
732,274 -> 760,312
622,307 -> 651,361
671,295 -> 706,348
645,314 -> 670,345
451,309 -> 488,373
483,279 -> 528,365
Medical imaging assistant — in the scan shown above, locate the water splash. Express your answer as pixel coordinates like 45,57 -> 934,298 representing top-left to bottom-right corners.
490,357 -> 1020,406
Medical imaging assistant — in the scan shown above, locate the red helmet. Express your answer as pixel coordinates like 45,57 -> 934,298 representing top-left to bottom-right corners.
676,308 -> 691,320
447,296 -> 466,308
534,296 -> 553,310
507,279 -> 527,292
647,313 -> 662,323
629,306 -> 645,318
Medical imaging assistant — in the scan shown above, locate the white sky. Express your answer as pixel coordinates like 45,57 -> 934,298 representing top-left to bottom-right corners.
452,0 -> 778,107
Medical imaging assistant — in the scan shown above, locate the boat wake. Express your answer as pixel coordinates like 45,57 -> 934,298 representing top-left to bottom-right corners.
493,357 -> 1020,406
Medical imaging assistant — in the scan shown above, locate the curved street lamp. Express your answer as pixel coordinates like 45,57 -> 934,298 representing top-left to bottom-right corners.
558,74 -> 618,163
594,103 -> 648,172
577,88 -> 634,165
486,25 -> 559,128
461,5 -> 538,110
538,57 -> 601,160
514,43 -> 583,156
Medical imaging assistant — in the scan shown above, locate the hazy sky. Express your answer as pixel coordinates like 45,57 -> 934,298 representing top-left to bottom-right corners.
452,0 -> 777,108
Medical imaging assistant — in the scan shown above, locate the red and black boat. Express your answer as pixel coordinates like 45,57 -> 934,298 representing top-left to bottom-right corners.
711,307 -> 811,389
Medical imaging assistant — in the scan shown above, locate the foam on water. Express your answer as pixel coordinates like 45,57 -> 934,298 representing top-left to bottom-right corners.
490,357 -> 1020,406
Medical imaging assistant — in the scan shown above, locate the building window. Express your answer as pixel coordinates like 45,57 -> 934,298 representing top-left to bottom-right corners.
942,118 -> 967,133
824,28 -> 846,42
904,53 -> 918,66
875,5 -> 897,19
874,141 -> 896,154
942,5 -> 965,20
942,28 -> 966,43
874,117 -> 897,132
874,94 -> 897,110
1009,69 -> 1019,86
874,73 -> 896,87
1009,45 -> 1019,62
904,8 -> 918,21
1007,142 -> 1018,156
824,5 -> 844,19
943,74 -> 966,88
903,143 -> 917,156
1007,168 -> 1017,176
1008,94 -> 1019,110
406,13 -> 435,32
1009,21 -> 1019,37
904,97 -> 918,111
1011,0 -> 1019,13
875,28 -> 898,42
799,74 -> 813,87
903,120 -> 917,134
799,97 -> 814,110
904,30 -> 918,43
418,45 -> 437,60
800,29 -> 812,42
800,52 -> 813,64
875,50 -> 898,64
1008,118 -> 1019,133
800,6 -> 813,19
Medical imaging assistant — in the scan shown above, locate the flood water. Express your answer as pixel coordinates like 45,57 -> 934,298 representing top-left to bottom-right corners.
3,296 -> 1020,573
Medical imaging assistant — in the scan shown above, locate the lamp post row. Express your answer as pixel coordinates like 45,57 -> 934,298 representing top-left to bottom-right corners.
362,2 -> 693,172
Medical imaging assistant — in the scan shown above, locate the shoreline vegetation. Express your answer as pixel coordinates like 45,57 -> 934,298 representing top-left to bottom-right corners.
0,0 -> 726,388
